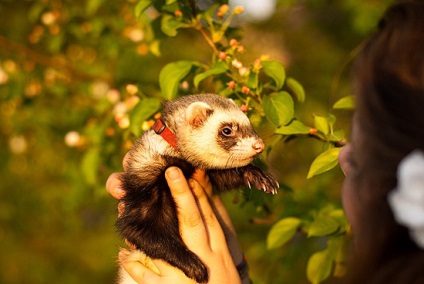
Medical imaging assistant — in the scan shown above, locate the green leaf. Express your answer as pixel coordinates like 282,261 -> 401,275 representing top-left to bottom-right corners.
129,97 -> 162,137
286,77 -> 305,103
314,115 -> 330,135
81,147 -> 100,186
307,147 -> 342,179
161,1 -> 180,13
212,30 -> 226,43
194,61 -> 227,88
161,14 -> 184,37
245,72 -> 258,89
307,249 -> 333,284
308,217 -> 339,237
262,60 -> 286,90
267,217 -> 301,249
48,33 -> 65,53
219,87 -> 234,97
134,0 -> 153,18
329,209 -> 349,229
28,3 -> 46,23
333,95 -> 355,109
86,0 -> 104,15
328,236 -> 349,277
329,129 -> 345,142
275,120 -> 311,135
328,113 -> 336,127
159,61 -> 193,100
263,92 -> 294,127
149,40 -> 161,57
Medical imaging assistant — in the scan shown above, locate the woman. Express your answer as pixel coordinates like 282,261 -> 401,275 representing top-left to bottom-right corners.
107,1 -> 424,282
338,1 -> 424,282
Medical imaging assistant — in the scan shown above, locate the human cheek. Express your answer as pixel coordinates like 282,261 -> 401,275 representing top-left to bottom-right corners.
342,178 -> 356,228
338,144 -> 352,177
339,144 -> 358,229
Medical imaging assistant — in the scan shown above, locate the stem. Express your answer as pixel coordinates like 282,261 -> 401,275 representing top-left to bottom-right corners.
308,132 -> 346,147
248,91 -> 262,104
330,41 -> 365,102
233,91 -> 248,104
194,23 -> 220,55
222,13 -> 234,31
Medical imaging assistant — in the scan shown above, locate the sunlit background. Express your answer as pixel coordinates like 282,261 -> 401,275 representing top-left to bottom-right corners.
0,0 -> 392,283
230,0 -> 277,22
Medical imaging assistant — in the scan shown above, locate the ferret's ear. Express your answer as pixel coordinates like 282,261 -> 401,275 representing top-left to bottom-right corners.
186,102 -> 213,127
228,98 -> 237,106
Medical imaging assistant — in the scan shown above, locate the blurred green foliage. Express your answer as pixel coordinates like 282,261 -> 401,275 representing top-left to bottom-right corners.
0,0 -> 391,283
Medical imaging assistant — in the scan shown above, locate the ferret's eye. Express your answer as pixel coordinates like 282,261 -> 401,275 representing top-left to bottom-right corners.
222,127 -> 232,136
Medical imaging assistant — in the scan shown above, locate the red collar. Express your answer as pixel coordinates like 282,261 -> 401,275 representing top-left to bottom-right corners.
152,119 -> 178,150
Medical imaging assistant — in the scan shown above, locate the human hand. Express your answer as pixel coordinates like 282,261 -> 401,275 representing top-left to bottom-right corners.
106,166 -> 249,284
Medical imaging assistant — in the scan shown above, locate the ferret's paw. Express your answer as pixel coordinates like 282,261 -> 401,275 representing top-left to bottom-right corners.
243,168 -> 279,194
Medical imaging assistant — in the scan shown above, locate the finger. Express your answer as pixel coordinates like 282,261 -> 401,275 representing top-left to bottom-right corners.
191,170 -> 242,261
165,167 -> 208,248
212,198 -> 244,265
152,259 -> 197,283
190,171 -> 237,238
106,173 -> 125,199
189,178 -> 220,230
119,250 -> 161,284
124,239 -> 136,250
209,195 -> 236,235
191,169 -> 213,197
123,152 -> 131,171
189,178 -> 227,252
191,170 -> 234,232
120,249 -> 158,272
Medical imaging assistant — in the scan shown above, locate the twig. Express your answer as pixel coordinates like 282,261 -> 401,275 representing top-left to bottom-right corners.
0,35 -> 112,83
195,25 -> 220,56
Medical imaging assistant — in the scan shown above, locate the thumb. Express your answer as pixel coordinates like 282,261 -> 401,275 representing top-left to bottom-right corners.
119,249 -> 161,283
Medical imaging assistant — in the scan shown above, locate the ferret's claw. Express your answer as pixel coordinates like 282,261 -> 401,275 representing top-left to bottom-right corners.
242,167 -> 279,195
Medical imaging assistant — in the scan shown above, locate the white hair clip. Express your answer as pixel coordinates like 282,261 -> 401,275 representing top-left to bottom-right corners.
388,150 -> 424,248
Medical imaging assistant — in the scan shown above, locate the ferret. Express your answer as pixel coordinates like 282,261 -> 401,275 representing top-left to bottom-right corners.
117,93 -> 279,283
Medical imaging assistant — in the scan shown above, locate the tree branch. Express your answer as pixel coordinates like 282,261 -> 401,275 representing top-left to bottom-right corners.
0,35 -> 112,83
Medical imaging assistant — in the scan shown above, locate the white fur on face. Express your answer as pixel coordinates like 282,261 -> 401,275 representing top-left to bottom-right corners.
232,135 -> 263,159
178,110 -> 260,169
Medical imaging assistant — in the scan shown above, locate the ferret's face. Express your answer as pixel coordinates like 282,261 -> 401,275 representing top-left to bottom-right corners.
179,101 -> 264,169
212,113 -> 265,168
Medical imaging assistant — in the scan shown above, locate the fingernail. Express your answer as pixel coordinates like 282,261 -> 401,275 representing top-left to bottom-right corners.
118,250 -> 124,261
166,167 -> 181,181
118,248 -> 128,263
115,186 -> 125,199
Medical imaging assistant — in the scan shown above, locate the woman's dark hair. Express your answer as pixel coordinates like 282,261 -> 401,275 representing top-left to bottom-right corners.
345,1 -> 424,283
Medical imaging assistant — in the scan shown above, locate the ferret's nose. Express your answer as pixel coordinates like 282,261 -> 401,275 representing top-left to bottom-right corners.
252,140 -> 264,154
